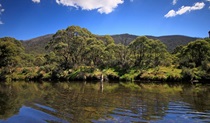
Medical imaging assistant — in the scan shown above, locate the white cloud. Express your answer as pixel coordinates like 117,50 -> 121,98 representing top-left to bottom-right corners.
0,4 -> 4,24
32,0 -> 40,3
164,10 -> 176,18
172,0 -> 178,5
0,4 -> 4,14
165,2 -> 205,18
191,2 -> 205,10
1,9 -> 4,13
31,0 -> 124,14
55,0 -> 124,14
0,20 -> 3,25
207,0 -> 210,9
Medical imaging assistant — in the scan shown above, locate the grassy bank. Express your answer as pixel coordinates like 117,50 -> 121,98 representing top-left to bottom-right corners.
2,66 -> 209,83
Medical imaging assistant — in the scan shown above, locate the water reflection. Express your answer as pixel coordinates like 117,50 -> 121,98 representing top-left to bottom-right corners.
0,82 -> 209,123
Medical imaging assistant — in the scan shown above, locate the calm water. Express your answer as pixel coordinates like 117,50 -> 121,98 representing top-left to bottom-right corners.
0,81 -> 210,123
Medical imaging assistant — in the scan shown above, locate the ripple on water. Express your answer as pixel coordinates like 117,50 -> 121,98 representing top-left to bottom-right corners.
159,101 -> 210,123
0,105 -> 69,123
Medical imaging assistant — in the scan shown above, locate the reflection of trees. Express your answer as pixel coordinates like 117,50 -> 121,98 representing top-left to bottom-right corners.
103,88 -> 171,121
128,92 -> 169,120
0,87 -> 21,119
38,82 -> 116,122
0,82 -> 180,122
36,83 -> 183,122
0,82 -> 209,122
0,82 -> 51,119
181,84 -> 210,112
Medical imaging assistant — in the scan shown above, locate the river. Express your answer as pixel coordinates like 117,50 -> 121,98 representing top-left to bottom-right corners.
0,81 -> 209,123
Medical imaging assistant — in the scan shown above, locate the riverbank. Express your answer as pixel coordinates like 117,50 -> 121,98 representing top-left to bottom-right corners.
1,66 -> 209,83
1,29 -> 210,84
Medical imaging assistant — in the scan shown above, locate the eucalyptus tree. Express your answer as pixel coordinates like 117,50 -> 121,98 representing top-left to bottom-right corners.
0,37 -> 24,72
113,44 -> 131,71
128,36 -> 171,68
128,36 -> 151,68
104,43 -> 117,68
179,39 -> 210,68
177,39 -> 210,80
99,35 -> 117,68
149,39 -> 169,67
97,35 -> 115,46
85,38 -> 106,68
204,38 -> 210,43
47,26 -> 94,69
34,55 -> 46,66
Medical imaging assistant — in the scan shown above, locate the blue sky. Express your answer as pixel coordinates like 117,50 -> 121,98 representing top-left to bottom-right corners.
0,0 -> 210,40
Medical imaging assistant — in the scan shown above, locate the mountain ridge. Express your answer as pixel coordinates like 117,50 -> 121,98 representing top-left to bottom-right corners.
110,33 -> 198,52
22,33 -> 198,54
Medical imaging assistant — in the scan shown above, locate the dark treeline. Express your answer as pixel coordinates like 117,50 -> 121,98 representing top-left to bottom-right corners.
0,26 -> 210,82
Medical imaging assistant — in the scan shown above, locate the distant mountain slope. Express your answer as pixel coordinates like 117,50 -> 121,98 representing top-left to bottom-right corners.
148,35 -> 198,52
22,34 -> 53,54
111,33 -> 138,45
112,34 -> 198,52
22,33 -> 198,54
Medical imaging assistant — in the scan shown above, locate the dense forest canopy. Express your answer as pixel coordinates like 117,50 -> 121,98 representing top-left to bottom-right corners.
0,26 -> 210,82
23,33 -> 198,54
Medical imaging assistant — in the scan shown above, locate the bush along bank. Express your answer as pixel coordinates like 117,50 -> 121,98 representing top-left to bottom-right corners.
1,26 -> 210,83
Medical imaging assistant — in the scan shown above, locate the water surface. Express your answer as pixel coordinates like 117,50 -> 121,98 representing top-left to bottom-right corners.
0,81 -> 209,123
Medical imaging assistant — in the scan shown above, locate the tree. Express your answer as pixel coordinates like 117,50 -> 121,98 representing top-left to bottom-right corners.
128,36 -> 171,69
47,26 -> 94,69
113,44 -> 131,72
97,35 -> 115,46
34,55 -> 46,66
85,38 -> 106,67
148,39 -> 169,67
101,36 -> 117,68
0,37 -> 24,71
129,36 -> 150,67
179,40 -> 210,68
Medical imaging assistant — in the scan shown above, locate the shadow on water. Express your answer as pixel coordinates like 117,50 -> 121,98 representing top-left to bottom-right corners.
0,81 -> 210,123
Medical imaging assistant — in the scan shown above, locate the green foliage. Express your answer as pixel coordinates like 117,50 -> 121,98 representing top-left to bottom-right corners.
120,69 -> 141,81
120,82 -> 141,91
181,67 -> 206,81
176,39 -> 210,81
0,37 -> 24,68
1,26 -> 209,82
112,43 -> 131,73
201,60 -> 210,72
128,36 -> 170,68
140,66 -> 182,81
129,36 -> 150,67
67,67 -> 119,81
0,37 -> 25,80
139,83 -> 183,94
179,39 -> 210,68
102,68 -> 118,78
46,26 -> 96,69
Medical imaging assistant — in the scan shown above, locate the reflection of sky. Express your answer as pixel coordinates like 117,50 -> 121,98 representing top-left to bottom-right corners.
92,101 -> 210,123
0,105 -> 68,123
0,83 -> 210,123
152,101 -> 210,123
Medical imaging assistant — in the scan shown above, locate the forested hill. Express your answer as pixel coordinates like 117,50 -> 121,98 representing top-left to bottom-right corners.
1,26 -> 210,82
112,34 -> 198,52
22,34 -> 53,54
22,33 -> 198,54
